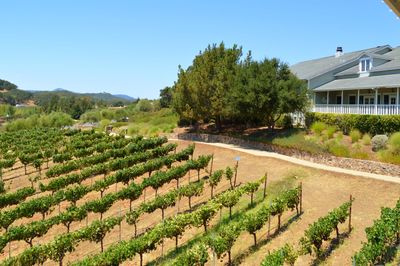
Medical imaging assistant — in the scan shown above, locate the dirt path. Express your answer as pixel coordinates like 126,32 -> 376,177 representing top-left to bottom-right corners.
169,139 -> 400,184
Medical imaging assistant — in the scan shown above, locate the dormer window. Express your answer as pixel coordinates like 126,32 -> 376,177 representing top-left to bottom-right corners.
360,58 -> 372,72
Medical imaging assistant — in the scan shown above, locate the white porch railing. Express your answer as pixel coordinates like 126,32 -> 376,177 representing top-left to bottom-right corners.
313,104 -> 400,115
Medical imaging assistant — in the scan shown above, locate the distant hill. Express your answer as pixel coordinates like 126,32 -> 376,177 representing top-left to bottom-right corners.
30,89 -> 137,104
113,94 -> 136,101
0,78 -> 137,107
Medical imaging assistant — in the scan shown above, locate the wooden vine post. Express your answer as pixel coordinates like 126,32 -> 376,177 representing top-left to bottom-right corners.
233,158 -> 239,187
349,194 -> 353,232
209,153 -> 214,176
119,207 -> 122,242
263,172 -> 268,200
267,200 -> 271,237
299,182 -> 303,214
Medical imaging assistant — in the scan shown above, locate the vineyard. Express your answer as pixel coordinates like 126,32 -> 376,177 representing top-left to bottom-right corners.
0,129 -> 398,265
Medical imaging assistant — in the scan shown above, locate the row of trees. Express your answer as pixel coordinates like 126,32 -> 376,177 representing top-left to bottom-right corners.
162,43 -> 309,130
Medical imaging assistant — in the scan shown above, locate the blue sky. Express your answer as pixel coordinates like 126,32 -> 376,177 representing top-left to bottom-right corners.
0,0 -> 398,99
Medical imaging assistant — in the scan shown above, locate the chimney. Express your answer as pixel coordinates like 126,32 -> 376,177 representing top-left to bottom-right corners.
335,47 -> 343,58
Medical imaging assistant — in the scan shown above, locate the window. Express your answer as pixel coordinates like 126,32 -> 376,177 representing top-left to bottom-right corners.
391,97 -> 396,105
360,58 -> 371,72
349,95 -> 356,104
336,95 -> 342,104
359,95 -> 364,104
384,95 -> 389,105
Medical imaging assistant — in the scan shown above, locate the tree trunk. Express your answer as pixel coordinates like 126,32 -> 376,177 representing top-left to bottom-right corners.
67,223 -> 71,233
59,255 -> 64,266
229,206 -> 232,219
228,250 -> 231,265
100,239 -> 104,252
161,208 -> 165,221
24,165 -> 27,175
335,226 -> 339,238
42,212 -> 46,220
250,193 -> 254,205
253,233 -> 257,246
129,200 -> 132,212
176,178 -> 179,189
215,115 -> 222,133
188,197 -> 192,210
134,223 -> 137,237
175,235 -> 178,250
203,221 -> 207,232
139,253 -> 143,266
197,170 -> 200,181
295,204 -> 299,215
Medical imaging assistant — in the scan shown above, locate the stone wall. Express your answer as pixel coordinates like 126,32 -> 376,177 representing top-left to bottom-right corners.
176,133 -> 400,177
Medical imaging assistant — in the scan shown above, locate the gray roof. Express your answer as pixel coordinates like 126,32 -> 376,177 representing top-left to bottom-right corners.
314,73 -> 400,91
290,46 -> 389,80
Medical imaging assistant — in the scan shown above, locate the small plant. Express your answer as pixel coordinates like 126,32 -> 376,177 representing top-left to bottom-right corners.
310,122 -> 327,136
336,131 -> 344,141
350,145 -> 369,160
388,132 -> 400,155
326,126 -> 337,139
326,141 -> 350,157
349,129 -> 361,143
361,134 -> 371,145
371,135 -> 388,152
378,150 -> 400,165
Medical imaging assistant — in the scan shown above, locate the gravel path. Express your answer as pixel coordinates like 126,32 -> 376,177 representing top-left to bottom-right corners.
170,138 -> 400,184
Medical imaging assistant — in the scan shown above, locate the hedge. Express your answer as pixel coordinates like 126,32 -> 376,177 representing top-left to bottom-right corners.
305,112 -> 400,135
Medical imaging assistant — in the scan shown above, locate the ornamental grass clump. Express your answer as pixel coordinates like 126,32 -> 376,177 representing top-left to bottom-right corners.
361,133 -> 371,145
310,122 -> 327,136
349,129 -> 361,143
388,132 -> 400,155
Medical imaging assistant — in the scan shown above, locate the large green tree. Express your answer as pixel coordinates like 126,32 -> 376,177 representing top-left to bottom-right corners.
232,55 -> 308,129
159,86 -> 174,108
173,43 -> 242,130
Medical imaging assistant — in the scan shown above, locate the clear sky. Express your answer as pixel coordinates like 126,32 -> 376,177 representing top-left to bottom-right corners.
0,0 -> 398,99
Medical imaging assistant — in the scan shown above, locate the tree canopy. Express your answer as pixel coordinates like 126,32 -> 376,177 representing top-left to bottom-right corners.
170,43 -> 308,130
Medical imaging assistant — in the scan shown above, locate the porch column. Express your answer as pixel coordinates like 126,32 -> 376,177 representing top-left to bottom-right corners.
313,92 -> 316,112
375,88 -> 378,115
327,91 -> 329,113
397,87 -> 399,115
341,90 -> 344,114
357,89 -> 360,114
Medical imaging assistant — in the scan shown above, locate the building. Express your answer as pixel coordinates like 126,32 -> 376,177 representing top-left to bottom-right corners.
290,45 -> 400,115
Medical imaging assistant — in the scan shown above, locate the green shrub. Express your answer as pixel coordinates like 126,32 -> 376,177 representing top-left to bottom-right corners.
350,129 -> 361,143
276,114 -> 293,129
305,112 -> 400,135
310,122 -> 327,136
388,132 -> 400,155
362,134 -> 371,145
371,135 -> 388,152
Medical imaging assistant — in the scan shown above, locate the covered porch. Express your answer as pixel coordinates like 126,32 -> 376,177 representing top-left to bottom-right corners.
313,87 -> 400,115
